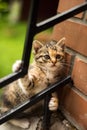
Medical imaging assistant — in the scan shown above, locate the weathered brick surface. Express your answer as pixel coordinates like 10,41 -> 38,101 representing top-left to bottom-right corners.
72,57 -> 87,95
58,0 -> 85,18
58,85 -> 87,130
52,20 -> 87,56
53,1 -> 87,129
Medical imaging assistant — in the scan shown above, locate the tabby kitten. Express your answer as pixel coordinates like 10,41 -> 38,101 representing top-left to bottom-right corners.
1,38 -> 66,129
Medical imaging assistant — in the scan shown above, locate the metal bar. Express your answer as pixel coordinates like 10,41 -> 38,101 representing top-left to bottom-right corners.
22,0 -> 40,72
0,76 -> 71,124
43,94 -> 51,130
36,2 -> 87,33
0,71 -> 24,88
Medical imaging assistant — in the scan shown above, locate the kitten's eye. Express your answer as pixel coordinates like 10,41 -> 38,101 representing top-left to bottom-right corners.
44,55 -> 50,60
56,54 -> 62,60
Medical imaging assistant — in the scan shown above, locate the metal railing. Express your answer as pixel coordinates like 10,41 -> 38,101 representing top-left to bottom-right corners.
0,0 -> 87,129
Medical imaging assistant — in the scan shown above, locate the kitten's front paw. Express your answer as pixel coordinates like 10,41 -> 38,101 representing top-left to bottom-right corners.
48,97 -> 58,111
12,60 -> 23,72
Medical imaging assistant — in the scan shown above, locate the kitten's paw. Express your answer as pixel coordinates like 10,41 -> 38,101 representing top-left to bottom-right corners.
12,60 -> 23,72
48,97 -> 58,111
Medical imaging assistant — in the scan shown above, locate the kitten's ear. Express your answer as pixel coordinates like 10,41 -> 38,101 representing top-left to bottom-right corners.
57,37 -> 66,50
33,40 -> 43,54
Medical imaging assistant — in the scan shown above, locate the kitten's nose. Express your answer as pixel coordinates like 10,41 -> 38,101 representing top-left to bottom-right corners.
51,58 -> 57,65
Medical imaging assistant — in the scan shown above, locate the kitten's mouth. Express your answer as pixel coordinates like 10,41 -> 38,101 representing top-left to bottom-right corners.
51,64 -> 57,68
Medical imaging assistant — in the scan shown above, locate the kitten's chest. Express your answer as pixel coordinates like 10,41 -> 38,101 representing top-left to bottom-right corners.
47,70 -> 60,84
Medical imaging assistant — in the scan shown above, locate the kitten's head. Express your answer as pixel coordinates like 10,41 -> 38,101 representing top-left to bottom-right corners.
33,38 -> 66,71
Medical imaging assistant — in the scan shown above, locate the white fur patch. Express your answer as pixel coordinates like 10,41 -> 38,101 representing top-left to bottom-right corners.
18,79 -> 27,95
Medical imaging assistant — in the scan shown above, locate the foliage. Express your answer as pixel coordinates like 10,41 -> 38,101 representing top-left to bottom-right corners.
0,20 -> 27,78
0,0 -> 9,15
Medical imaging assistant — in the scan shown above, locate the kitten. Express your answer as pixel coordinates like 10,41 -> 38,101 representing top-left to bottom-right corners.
1,38 -> 66,129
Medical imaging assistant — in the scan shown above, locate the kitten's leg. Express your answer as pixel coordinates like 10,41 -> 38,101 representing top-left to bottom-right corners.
12,60 -> 23,72
48,92 -> 58,111
9,118 -> 30,129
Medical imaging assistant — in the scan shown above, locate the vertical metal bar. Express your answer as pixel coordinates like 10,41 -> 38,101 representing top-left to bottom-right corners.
43,94 -> 51,130
22,0 -> 40,73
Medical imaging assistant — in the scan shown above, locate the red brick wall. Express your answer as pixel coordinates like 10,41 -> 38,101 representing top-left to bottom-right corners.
52,1 -> 87,130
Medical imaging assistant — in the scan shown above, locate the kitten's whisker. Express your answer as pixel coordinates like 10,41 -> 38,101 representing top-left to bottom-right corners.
62,61 -> 73,66
61,62 -> 72,69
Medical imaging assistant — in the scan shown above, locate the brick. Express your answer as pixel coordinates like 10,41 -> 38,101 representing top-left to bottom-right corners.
52,20 -> 87,56
58,0 -> 85,18
57,85 -> 87,130
72,57 -> 87,95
